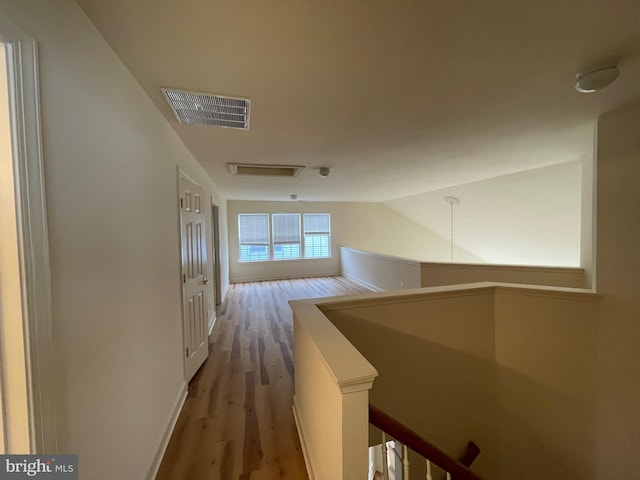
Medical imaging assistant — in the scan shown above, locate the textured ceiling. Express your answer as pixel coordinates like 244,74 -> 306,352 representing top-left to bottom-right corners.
76,0 -> 640,202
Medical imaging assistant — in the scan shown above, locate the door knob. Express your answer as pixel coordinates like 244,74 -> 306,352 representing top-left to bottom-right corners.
203,278 -> 209,285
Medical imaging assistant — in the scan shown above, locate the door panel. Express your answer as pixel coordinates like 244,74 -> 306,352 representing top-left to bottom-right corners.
180,174 -> 209,381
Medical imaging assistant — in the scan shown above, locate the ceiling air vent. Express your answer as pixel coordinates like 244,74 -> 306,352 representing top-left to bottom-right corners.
161,88 -> 250,129
227,163 -> 305,177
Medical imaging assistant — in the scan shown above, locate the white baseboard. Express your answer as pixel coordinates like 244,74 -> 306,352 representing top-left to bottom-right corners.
220,282 -> 230,303
342,272 -> 383,292
208,310 -> 217,336
292,398 -> 316,480
231,270 -> 340,283
146,383 -> 188,480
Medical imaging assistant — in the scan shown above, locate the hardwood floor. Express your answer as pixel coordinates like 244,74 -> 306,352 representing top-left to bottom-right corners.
156,276 -> 371,480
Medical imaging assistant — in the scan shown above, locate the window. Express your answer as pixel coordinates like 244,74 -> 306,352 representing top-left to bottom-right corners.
272,213 -> 301,260
304,213 -> 331,258
238,212 -> 331,262
238,214 -> 269,261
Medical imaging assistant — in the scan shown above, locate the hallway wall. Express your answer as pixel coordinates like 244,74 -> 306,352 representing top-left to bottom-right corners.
0,1 -> 229,478
594,100 -> 640,478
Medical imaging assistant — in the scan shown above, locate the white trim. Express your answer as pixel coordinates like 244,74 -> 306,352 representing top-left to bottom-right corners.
146,383 -> 188,480
210,198 -> 222,307
341,246 -> 584,274
0,18 -> 57,454
238,256 -> 334,265
314,282 -> 598,312
340,247 -> 421,267
313,285 -> 496,312
231,270 -> 340,283
493,284 -> 599,301
176,168 -> 188,380
290,301 -> 378,390
208,310 -> 217,336
292,399 -> 316,480
420,261 -> 584,275
220,283 -> 230,303
342,272 -> 383,293
176,165 -> 200,186
337,376 -> 377,394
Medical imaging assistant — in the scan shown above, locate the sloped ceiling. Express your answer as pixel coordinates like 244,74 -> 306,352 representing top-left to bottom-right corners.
386,161 -> 583,266
76,0 -> 640,202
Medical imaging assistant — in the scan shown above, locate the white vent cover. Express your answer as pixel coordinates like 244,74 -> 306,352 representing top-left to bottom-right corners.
227,163 -> 305,177
161,88 -> 250,129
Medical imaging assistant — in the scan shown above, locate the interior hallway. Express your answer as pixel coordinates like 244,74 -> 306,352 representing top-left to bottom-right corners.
156,276 -> 371,479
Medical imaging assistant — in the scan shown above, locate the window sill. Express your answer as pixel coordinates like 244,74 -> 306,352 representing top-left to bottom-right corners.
239,256 -> 333,264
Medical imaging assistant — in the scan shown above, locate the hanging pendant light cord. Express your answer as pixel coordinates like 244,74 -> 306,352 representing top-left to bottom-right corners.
444,196 -> 460,263
450,201 -> 454,263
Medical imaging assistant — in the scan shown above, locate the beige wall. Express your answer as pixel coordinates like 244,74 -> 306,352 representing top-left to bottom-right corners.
228,200 -> 479,282
341,247 -> 422,292
340,247 -> 585,293
322,285 -> 598,480
386,161 -> 583,267
594,101 -> 640,478
494,289 -> 598,480
420,263 -> 586,289
0,1 -> 228,478
324,288 -> 498,479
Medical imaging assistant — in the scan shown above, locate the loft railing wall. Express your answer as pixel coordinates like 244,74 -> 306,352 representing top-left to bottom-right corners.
340,246 -> 587,291
292,283 -> 598,480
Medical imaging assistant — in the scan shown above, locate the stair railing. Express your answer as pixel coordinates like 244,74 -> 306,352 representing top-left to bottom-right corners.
369,404 -> 483,480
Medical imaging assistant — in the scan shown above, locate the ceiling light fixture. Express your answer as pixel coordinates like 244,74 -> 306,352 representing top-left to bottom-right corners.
575,64 -> 620,93
318,167 -> 332,178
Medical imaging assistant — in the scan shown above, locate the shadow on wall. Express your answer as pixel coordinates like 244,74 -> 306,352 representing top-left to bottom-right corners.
327,314 -> 596,480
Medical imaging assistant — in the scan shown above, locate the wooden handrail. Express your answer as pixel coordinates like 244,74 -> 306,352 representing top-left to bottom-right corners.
369,404 -> 484,480
459,440 -> 481,468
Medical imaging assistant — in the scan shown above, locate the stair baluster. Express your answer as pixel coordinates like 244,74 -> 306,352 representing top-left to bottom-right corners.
381,432 -> 389,480
403,444 -> 410,480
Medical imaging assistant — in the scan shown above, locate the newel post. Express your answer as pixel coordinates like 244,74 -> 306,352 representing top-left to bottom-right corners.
290,300 -> 378,480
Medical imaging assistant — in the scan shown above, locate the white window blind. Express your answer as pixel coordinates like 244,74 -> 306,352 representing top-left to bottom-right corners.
272,213 -> 301,260
304,213 -> 331,258
238,214 -> 269,261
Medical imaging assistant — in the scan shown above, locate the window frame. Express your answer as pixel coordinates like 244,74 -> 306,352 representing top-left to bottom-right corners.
238,213 -> 270,262
237,212 -> 332,262
303,213 -> 331,259
271,213 -> 302,261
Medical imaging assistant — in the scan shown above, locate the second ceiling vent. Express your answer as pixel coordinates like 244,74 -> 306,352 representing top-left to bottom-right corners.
162,88 -> 250,130
227,163 -> 305,177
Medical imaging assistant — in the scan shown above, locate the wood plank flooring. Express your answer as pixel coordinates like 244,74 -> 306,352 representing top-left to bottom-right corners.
156,276 -> 371,480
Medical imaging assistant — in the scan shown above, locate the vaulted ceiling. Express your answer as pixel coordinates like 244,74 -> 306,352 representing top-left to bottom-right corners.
77,0 -> 640,202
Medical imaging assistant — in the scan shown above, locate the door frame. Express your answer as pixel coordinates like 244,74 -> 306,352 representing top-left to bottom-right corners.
211,200 -> 222,308
0,17 -> 57,453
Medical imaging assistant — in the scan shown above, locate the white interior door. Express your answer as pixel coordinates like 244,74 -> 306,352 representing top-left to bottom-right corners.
179,173 -> 209,380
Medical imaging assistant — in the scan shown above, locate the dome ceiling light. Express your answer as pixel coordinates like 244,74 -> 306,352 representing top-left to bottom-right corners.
575,64 -> 620,93
318,167 -> 331,178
